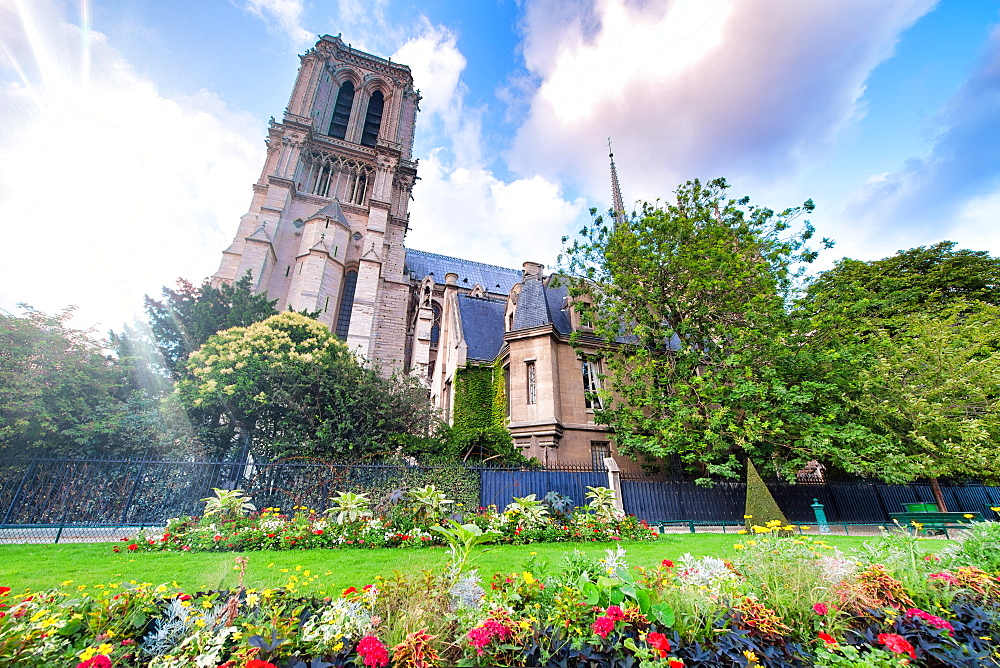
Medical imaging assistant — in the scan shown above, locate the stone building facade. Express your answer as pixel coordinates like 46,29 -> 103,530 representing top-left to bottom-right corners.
214,36 -> 638,469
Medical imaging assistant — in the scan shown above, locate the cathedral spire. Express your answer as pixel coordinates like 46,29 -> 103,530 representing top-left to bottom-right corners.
608,138 -> 626,225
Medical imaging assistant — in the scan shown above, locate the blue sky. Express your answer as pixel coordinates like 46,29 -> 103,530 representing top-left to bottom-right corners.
1,0 -> 999,331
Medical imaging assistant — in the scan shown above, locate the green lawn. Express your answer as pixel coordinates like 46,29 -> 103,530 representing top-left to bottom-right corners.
0,534 -> 880,596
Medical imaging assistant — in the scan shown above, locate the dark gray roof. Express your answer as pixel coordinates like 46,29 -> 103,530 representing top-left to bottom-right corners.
456,295 -> 507,362
308,199 -> 350,228
405,249 -> 522,296
511,278 -> 572,335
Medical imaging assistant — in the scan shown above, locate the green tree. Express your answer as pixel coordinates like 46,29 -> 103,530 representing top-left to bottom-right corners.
844,303 -> 1000,509
143,273 -> 279,380
802,241 -> 1000,336
176,311 -> 440,459
0,306 -> 129,457
561,178 -> 833,481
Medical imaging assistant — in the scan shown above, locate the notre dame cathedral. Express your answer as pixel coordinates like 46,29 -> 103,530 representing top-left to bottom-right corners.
212,35 -> 637,469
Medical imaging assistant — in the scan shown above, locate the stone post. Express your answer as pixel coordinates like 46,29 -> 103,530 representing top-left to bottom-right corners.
603,457 -> 624,513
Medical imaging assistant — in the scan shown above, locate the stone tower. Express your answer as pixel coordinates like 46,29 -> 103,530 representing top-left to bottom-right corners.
212,35 -> 420,371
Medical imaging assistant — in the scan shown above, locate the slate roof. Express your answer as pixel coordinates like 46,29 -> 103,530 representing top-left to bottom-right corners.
456,295 -> 507,361
405,249 -> 522,296
511,278 -> 572,335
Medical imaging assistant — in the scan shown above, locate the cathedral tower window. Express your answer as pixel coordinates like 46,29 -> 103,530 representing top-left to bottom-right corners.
329,81 -> 355,139
302,151 -> 372,205
335,270 -> 358,339
360,90 -> 384,147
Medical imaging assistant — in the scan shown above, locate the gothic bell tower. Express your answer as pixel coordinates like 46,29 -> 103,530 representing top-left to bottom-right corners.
212,35 -> 420,371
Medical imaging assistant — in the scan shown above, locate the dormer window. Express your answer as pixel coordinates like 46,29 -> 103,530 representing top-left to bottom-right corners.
329,81 -> 355,139
360,90 -> 384,147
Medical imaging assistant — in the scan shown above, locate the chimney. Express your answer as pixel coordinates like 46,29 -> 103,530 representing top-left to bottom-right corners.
522,261 -> 544,280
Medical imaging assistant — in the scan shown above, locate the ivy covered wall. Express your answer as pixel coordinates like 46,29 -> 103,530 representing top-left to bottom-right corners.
451,362 -> 523,462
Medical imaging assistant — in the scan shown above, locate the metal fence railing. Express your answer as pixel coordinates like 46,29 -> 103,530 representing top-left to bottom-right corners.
1,456 -> 997,543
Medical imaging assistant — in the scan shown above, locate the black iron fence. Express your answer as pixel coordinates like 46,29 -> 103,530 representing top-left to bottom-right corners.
1,457 -> 998,543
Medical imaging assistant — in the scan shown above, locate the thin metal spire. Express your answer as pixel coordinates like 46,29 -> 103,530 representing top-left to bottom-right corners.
608,137 -> 626,225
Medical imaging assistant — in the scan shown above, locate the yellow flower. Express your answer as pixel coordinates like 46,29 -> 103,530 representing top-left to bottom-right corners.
98,643 -> 113,655
61,580 -> 73,586
523,572 -> 535,585
744,650 -> 759,663
743,515 -> 753,519
736,529 -> 747,534
201,599 -> 213,609
79,647 -> 96,661
990,507 -> 1000,512
333,641 -> 344,651
963,513 -> 974,519
195,618 -> 207,628
734,543 -> 745,550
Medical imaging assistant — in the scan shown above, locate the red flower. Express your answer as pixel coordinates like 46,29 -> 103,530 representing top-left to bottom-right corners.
177,594 -> 191,601
661,559 -> 674,568
212,534 -> 222,541
313,529 -> 324,535
905,608 -> 954,634
342,587 -> 358,597
818,632 -> 837,645
668,660 -> 684,668
266,533 -> 276,538
356,635 -> 389,667
246,660 -> 277,668
878,633 -> 916,659
592,615 -> 615,638
647,631 -> 671,658
813,602 -> 829,615
127,544 -> 137,552
77,656 -> 112,668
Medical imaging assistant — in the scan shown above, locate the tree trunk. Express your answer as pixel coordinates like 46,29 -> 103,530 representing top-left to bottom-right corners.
929,477 -> 948,512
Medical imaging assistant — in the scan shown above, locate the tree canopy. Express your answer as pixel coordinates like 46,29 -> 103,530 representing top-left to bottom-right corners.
561,178 -> 834,480
176,311 -> 440,459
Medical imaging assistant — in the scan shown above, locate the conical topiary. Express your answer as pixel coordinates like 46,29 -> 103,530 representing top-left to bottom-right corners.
743,459 -> 788,532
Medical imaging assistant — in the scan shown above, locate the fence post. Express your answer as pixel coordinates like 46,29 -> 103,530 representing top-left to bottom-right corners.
603,458 -> 624,513
2,459 -> 36,526
119,455 -> 150,525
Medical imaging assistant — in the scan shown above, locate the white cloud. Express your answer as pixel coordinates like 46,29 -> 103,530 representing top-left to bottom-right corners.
509,0 -> 936,202
0,1 -> 264,331
406,150 -> 586,270
394,22 -> 587,270
243,0 -> 312,45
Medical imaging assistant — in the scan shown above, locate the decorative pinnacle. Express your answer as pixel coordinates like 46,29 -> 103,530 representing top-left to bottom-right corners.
608,138 -> 626,225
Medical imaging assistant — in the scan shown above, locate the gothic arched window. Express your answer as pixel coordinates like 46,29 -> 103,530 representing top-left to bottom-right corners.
430,302 -> 442,344
328,81 -> 355,140
360,90 -> 384,147
335,270 -> 358,340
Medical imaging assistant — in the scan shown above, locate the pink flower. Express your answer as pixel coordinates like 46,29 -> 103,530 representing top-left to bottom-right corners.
878,633 -> 916,659
906,608 -> 954,634
604,605 -> 625,621
356,635 -> 389,667
813,602 -> 829,615
593,615 -> 615,639
77,657 -> 112,668
929,572 -> 960,586
467,619 -> 509,655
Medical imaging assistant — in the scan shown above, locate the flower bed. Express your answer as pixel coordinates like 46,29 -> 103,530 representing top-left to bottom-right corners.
124,487 -> 657,553
4,522 -> 1000,667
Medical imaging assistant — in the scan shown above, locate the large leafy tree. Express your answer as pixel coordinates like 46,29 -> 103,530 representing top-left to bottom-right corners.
561,178 -> 838,480
0,306 -> 133,457
142,273 -> 279,380
802,241 -> 1000,336
845,303 -> 1000,508
176,311 -> 439,459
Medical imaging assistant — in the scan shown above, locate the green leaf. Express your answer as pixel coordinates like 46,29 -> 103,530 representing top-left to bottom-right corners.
583,582 -> 600,606
652,603 -> 675,628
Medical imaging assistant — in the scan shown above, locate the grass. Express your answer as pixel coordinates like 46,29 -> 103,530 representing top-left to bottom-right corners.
0,534 -> 880,596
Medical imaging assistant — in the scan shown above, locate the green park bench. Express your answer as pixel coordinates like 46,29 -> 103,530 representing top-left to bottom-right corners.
888,511 -> 986,537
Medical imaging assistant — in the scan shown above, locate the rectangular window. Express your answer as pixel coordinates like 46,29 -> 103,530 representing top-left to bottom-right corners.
582,358 -> 603,409
591,441 -> 611,471
525,361 -> 536,404
504,365 -> 511,417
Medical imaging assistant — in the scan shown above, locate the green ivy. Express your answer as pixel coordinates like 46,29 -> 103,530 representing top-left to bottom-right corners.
451,363 -> 524,463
